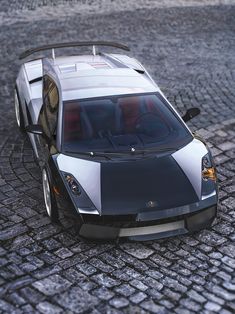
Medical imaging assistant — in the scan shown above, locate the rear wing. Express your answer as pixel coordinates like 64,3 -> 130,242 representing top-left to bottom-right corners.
19,41 -> 130,60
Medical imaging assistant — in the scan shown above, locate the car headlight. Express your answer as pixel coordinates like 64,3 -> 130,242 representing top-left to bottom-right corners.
202,154 -> 216,181
60,171 -> 98,214
64,173 -> 81,196
201,153 -> 217,198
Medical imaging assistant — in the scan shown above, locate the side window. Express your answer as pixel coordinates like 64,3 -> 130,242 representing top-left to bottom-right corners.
39,76 -> 51,138
46,81 -> 59,136
43,75 -> 51,96
40,75 -> 59,139
48,85 -> 59,112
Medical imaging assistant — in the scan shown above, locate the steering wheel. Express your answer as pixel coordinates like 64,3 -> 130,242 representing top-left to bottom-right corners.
135,112 -> 169,138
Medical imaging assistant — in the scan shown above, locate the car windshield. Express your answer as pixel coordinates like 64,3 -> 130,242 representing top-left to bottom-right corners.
62,93 -> 192,153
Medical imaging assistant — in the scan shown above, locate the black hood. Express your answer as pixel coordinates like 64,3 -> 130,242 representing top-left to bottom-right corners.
100,155 -> 198,215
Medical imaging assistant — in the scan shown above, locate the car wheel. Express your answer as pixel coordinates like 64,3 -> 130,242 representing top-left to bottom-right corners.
42,168 -> 59,222
14,88 -> 25,131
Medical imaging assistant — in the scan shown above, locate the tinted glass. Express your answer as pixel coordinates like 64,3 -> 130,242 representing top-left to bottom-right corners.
46,82 -> 59,135
40,76 -> 59,138
39,76 -> 51,138
63,93 -> 191,153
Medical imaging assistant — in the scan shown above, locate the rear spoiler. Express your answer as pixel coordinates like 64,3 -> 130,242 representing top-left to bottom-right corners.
19,41 -> 130,60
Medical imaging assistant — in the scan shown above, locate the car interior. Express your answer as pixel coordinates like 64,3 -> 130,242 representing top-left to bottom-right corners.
63,94 -> 175,152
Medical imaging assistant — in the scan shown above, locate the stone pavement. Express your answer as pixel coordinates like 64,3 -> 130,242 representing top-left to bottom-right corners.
0,1 -> 235,313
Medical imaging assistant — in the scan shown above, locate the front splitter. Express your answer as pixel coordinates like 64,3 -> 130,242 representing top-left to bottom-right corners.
79,205 -> 216,241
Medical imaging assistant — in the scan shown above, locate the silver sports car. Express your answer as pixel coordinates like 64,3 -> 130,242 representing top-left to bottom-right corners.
15,41 -> 218,241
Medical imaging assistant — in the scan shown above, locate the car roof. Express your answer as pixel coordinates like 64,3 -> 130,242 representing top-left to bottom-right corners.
52,54 -> 159,100
23,53 -> 159,101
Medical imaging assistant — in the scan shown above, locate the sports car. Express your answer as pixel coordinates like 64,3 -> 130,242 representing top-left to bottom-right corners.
15,41 -> 218,241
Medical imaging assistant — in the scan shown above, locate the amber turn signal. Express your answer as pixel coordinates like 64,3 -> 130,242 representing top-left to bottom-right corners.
53,186 -> 60,195
202,167 -> 216,181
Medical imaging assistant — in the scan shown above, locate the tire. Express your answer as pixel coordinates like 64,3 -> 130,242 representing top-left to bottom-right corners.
42,167 -> 59,223
14,88 -> 25,132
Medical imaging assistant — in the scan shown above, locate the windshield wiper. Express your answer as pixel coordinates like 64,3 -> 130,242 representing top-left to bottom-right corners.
102,146 -> 178,155
64,150 -> 113,160
136,146 -> 178,153
65,146 -> 178,159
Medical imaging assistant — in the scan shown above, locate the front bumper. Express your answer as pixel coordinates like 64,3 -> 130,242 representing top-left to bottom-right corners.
79,205 -> 217,241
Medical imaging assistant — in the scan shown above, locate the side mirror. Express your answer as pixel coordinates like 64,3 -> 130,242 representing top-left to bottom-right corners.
182,107 -> 200,122
25,124 -> 44,135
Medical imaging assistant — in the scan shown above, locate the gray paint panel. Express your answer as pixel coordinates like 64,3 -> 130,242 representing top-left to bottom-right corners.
28,98 -> 43,124
172,138 -> 208,198
56,154 -> 101,212
24,59 -> 42,82
62,86 -> 157,101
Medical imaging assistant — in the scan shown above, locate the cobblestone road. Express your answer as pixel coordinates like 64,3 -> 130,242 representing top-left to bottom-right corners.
0,1 -> 235,313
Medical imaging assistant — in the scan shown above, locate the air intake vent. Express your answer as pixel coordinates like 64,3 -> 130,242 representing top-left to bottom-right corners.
134,68 -> 145,74
88,62 -> 111,69
59,64 -> 76,73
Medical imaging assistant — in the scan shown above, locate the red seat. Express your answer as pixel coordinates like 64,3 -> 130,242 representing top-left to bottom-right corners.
145,97 -> 168,125
119,97 -> 142,133
64,103 -> 82,141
